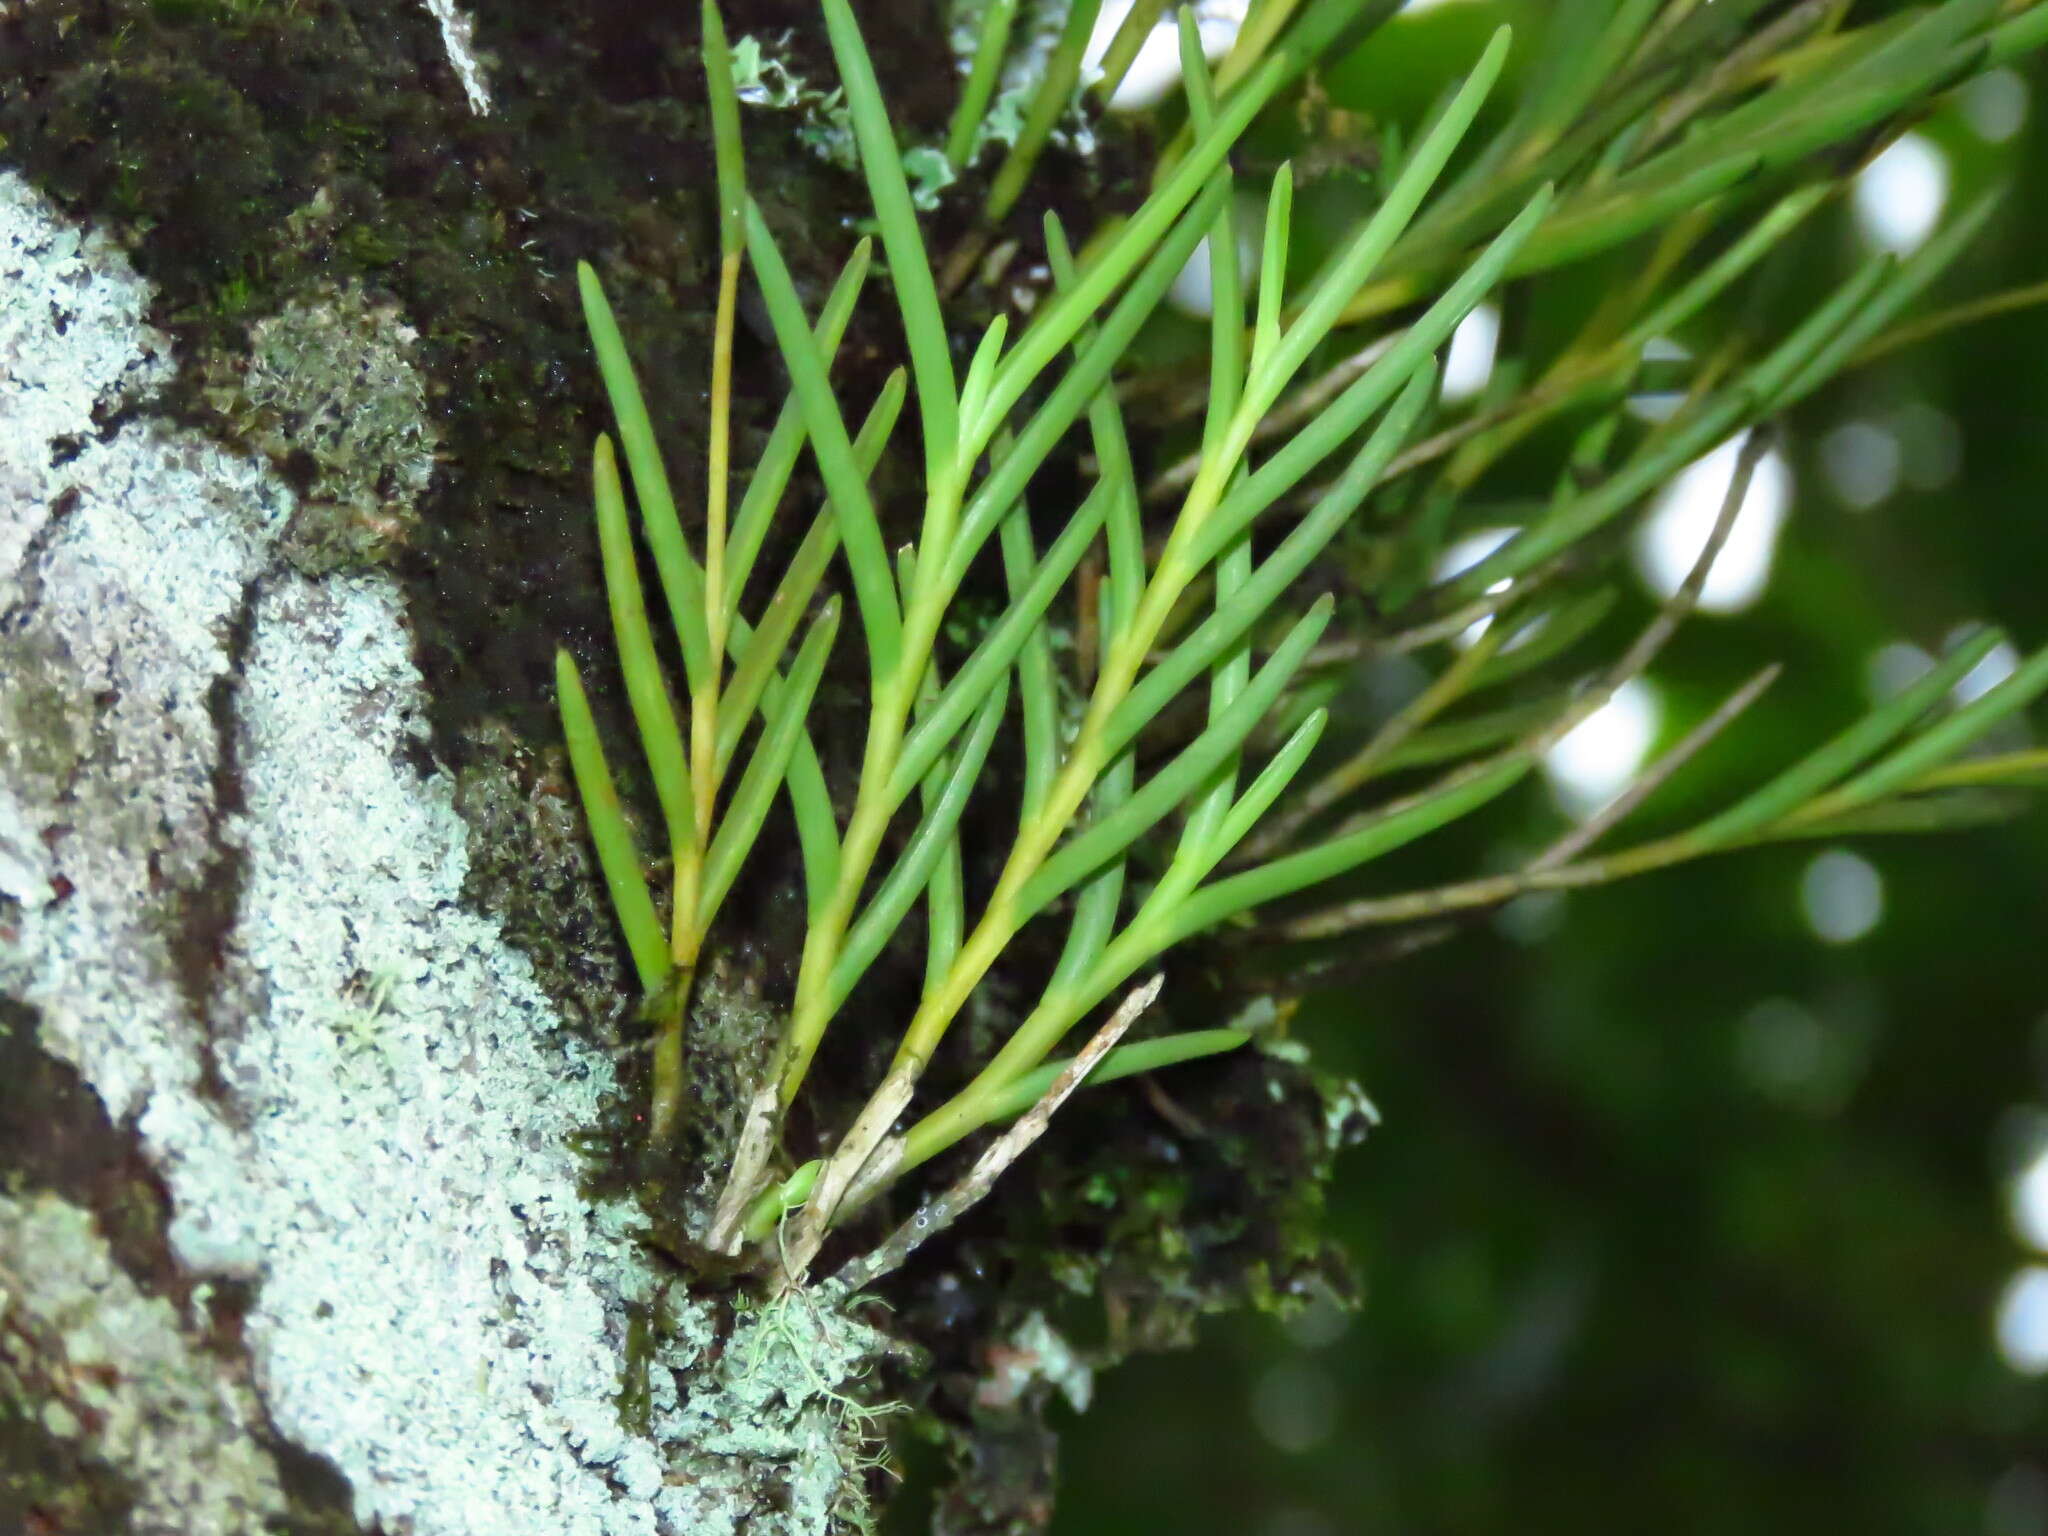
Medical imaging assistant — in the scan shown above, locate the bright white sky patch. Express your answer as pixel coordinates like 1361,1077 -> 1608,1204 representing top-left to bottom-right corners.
1434,527 -> 1517,646
1633,437 -> 1793,614
1820,419 -> 1901,511
1800,849 -> 1884,945
1627,336 -> 1692,422
1441,303 -> 1501,403
1169,234 -> 1221,317
1961,68 -> 2030,144
2012,1146 -> 2048,1253
1090,0 -> 1247,111
1436,527 -> 1516,583
1543,677 -> 1659,819
1996,1267 -> 2048,1375
1866,641 -> 1934,703
1854,133 -> 1950,255
1167,206 -> 1260,317
1953,634 -> 2021,705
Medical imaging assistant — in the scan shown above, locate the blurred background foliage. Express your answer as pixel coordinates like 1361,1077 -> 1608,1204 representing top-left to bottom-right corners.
1036,2 -> 2048,1532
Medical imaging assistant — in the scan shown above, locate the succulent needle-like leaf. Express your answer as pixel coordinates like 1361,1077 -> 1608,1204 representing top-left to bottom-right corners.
717,368 -> 906,770
1688,631 -> 2004,849
725,240 -> 874,615
950,1029 -> 1255,1143
946,0 -> 1021,168
742,198 -> 904,680
556,651 -> 667,993
1797,642 -> 2048,822
831,675 -> 1011,1011
1015,598 -> 1335,919
578,266 -> 713,691
818,0 -> 959,482
701,599 -> 843,923
591,434 -> 696,861
999,505 -> 1060,823
702,0 -> 747,258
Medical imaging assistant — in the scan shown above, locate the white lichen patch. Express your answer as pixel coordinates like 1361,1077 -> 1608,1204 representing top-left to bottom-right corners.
729,33 -> 958,208
421,0 -> 495,116
973,1310 -> 1093,1414
0,1191 -> 289,1535
0,168 -> 880,1534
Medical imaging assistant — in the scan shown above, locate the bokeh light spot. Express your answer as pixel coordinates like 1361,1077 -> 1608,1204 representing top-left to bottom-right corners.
1800,850 -> 1883,945
1996,1268 -> 2048,1375
1853,133 -> 1949,254
1633,437 -> 1793,614
1442,303 -> 1500,403
1542,677 -> 1660,820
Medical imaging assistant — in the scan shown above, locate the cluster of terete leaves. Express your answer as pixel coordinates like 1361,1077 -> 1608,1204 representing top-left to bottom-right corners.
557,0 -> 2048,1279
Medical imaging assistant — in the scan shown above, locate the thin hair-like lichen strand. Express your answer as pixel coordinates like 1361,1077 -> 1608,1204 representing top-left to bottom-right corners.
560,0 -> 2048,1289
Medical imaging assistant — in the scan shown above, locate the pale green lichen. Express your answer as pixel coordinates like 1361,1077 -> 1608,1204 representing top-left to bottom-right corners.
944,0 -> 1099,165
224,280 -> 437,574
727,18 -> 1112,208
0,1191 -> 288,1535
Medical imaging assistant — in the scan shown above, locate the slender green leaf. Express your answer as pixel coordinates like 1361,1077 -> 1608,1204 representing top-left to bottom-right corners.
979,63 -> 1287,433
1093,0 -> 1169,101
971,1029 -> 1255,1127
725,240 -> 873,615
717,512 -> 838,774
1806,643 -> 2048,818
984,0 -> 1108,225
950,179 -> 1229,594
1016,598 -> 1334,919
899,478 -> 1114,803
743,199 -> 904,679
1626,184 -> 1832,349
1769,191 -> 2000,411
1252,165 -> 1293,376
1043,214 -> 1146,643
1111,363 -> 1438,756
718,368 -> 905,768
784,729 -> 842,924
1179,528 -> 1256,860
701,599 -> 843,922
1204,185 -> 1553,564
1174,755 -> 1534,934
1376,698 -> 1559,772
960,314 -> 1009,451
1000,506 -> 1060,822
1689,630 -> 2004,848
1458,251 -> 1892,594
1045,749 -> 1137,996
591,434 -> 696,858
702,0 -> 747,258
578,264 -> 712,690
831,675 -> 1011,1011
1246,26 -> 1512,417
556,651 -> 667,993
1470,588 -> 1619,691
1190,706 -> 1330,875
915,659 -> 967,998
818,0 -> 959,480
947,0 -> 1022,167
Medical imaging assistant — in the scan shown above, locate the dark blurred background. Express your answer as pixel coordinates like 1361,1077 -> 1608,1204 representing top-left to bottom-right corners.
1047,3 -> 2048,1532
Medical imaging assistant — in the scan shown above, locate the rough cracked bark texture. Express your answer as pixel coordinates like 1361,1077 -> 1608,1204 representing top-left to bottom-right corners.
0,169 -> 900,1534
